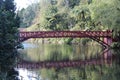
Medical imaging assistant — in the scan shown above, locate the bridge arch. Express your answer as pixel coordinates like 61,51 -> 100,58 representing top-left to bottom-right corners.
19,30 -> 113,48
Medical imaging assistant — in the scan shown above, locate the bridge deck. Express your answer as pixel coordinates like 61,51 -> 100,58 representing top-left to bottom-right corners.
19,30 -> 113,47
19,31 -> 112,38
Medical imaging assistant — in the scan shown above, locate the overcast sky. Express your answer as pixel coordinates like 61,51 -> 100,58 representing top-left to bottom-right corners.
14,0 -> 39,10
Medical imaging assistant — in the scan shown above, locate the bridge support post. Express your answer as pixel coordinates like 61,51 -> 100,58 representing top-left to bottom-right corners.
103,50 -> 112,66
103,37 -> 112,46
103,49 -> 112,59
108,38 -> 112,45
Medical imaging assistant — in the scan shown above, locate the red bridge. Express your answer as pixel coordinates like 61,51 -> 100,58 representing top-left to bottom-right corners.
19,30 -> 113,47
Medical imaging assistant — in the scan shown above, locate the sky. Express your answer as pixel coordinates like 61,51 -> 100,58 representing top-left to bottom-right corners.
14,0 -> 39,10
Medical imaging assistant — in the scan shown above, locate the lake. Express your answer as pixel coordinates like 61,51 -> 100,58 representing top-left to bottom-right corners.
17,43 -> 120,80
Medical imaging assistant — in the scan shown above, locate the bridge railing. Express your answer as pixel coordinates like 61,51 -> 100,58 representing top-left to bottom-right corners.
19,31 -> 112,38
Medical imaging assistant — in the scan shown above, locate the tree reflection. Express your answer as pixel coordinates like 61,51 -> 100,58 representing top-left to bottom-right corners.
39,60 -> 120,80
18,43 -> 120,80
20,44 -> 102,61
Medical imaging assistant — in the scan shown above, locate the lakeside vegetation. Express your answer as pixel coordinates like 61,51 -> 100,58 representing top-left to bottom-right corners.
0,0 -> 119,79
18,0 -> 120,46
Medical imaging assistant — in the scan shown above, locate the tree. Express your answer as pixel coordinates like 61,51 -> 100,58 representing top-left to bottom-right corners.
89,0 -> 120,30
25,0 -> 120,45
18,3 -> 40,28
89,0 -> 120,47
0,0 -> 20,79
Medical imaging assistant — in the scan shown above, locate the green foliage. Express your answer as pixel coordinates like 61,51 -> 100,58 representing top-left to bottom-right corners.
0,0 -> 20,79
18,3 -> 39,28
63,0 -> 80,8
89,0 -> 120,30
89,0 -> 120,47
23,0 -> 120,45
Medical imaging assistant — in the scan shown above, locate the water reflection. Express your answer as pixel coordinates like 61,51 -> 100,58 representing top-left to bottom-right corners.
19,43 -> 102,61
17,69 -> 41,80
17,43 -> 120,80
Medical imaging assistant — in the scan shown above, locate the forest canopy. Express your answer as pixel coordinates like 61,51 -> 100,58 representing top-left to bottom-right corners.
18,0 -> 120,30
18,0 -> 120,44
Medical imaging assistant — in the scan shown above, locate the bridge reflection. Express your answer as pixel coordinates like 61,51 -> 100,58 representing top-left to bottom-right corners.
17,57 -> 113,69
17,48 -> 120,69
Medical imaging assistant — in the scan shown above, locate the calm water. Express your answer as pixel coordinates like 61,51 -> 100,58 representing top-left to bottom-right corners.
17,43 -> 120,80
